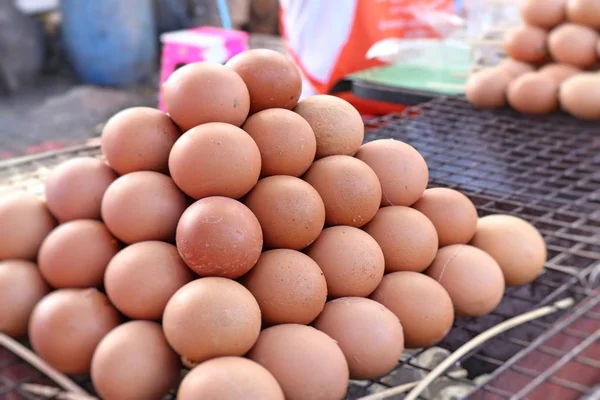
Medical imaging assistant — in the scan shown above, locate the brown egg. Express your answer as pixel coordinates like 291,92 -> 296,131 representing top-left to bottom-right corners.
507,72 -> 559,114
497,59 -> 535,78
370,272 -> 454,349
520,0 -> 567,28
178,357 -> 284,400
470,215 -> 547,286
567,0 -> 600,28
176,197 -> 262,278
354,139 -> 429,207
0,260 -> 50,338
247,324 -> 349,400
104,241 -> 194,320
0,193 -> 56,260
29,288 -> 121,374
306,226 -> 384,298
100,107 -> 181,175
538,63 -> 581,84
303,155 -> 382,227
242,108 -> 316,177
243,249 -> 327,325
225,48 -> 302,114
44,157 -> 117,222
162,62 -> 250,131
162,278 -> 261,362
244,176 -> 325,250
169,122 -> 261,199
101,171 -> 188,244
559,73 -> 600,120
426,245 -> 505,317
503,25 -> 548,63
363,206 -> 438,273
465,68 -> 512,109
91,321 -> 180,400
548,23 -> 599,68
412,188 -> 478,246
294,95 -> 364,159
313,297 -> 404,380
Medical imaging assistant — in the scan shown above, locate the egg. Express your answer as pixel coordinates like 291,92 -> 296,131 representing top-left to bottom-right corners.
538,63 -> 581,85
242,249 -> 327,325
28,288 -> 121,374
44,157 -> 117,222
426,244 -> 505,317
507,72 -> 559,114
313,297 -> 404,380
162,278 -> 261,363
225,48 -> 302,114
101,171 -> 189,244
178,357 -> 284,400
294,95 -> 364,159
0,193 -> 56,260
303,155 -> 382,227
465,68 -> 513,109
497,59 -> 535,78
244,176 -> 325,250
567,0 -> 600,28
412,188 -> 478,246
559,73 -> 600,120
100,107 -> 181,175
0,260 -> 50,338
363,206 -> 438,273
370,272 -> 454,349
104,241 -> 194,320
503,25 -> 548,63
470,215 -> 547,286
354,139 -> 429,207
91,321 -> 180,400
520,0 -> 567,28
242,108 -> 316,177
247,324 -> 349,400
548,23 -> 599,68
176,197 -> 263,278
306,226 -> 384,298
162,62 -> 250,131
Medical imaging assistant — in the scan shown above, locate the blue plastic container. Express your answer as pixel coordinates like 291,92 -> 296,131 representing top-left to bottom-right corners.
61,0 -> 157,86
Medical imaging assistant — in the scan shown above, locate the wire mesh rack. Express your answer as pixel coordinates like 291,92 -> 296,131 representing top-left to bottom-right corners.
1,95 -> 599,400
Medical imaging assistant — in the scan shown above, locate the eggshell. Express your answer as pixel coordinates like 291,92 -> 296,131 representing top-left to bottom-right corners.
225,48 -> 302,114
426,244 -> 505,317
502,25 -> 548,63
162,62 -> 250,131
538,63 -> 581,85
559,73 -> 600,120
0,193 -> 56,260
306,226 -> 384,298
0,260 -> 50,338
104,241 -> 195,320
507,72 -> 559,115
178,357 -> 284,400
521,0 -> 567,28
247,324 -> 349,400
243,249 -> 327,325
28,288 -> 121,374
370,272 -> 454,349
101,171 -> 188,244
313,297 -> 404,380
303,155 -> 382,227
168,122 -> 261,199
363,206 -> 438,273
354,139 -> 429,207
242,108 -> 316,177
176,197 -> 263,278
548,23 -> 599,68
294,95 -> 364,159
498,59 -> 536,78
44,157 -> 117,222
465,68 -> 513,109
162,278 -> 261,362
91,321 -> 180,400
470,215 -> 547,286
244,176 -> 325,250
412,188 -> 478,246
567,0 -> 600,28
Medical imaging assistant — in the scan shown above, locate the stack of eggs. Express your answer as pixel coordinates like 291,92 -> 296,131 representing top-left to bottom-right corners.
0,49 -> 547,400
466,0 -> 600,120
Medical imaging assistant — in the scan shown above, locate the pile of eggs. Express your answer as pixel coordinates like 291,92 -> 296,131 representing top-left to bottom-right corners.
0,48 -> 547,400
466,0 -> 600,120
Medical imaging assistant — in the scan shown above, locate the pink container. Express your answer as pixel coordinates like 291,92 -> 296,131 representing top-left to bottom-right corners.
158,26 -> 249,111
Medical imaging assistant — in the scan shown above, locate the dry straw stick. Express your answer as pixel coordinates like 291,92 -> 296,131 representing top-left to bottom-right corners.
21,383 -> 98,400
